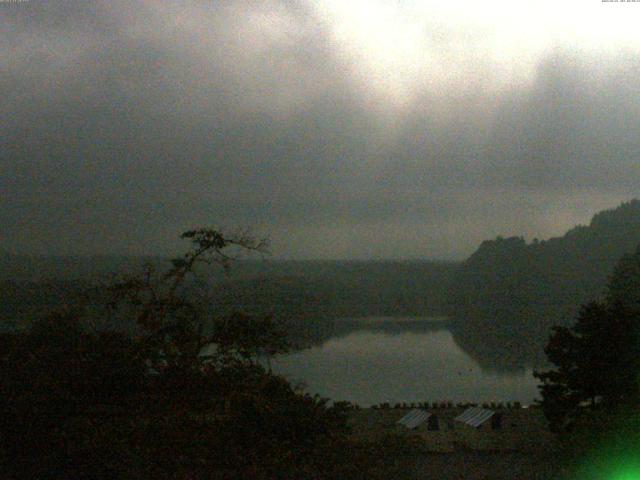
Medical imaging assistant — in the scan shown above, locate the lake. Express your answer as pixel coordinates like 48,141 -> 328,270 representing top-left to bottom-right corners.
271,317 -> 540,406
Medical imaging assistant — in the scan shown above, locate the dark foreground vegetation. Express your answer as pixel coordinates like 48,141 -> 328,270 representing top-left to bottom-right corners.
0,230 -> 419,480
0,311 -> 419,479
535,244 -> 640,479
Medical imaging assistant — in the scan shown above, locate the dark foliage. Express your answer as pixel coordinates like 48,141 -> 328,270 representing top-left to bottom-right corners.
535,245 -> 640,432
0,229 -> 411,480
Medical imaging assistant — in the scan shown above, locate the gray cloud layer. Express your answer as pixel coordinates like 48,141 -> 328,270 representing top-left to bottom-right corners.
2,1 -> 639,259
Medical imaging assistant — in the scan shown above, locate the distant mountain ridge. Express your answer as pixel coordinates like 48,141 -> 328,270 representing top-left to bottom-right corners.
0,257 -> 458,327
450,199 -> 640,368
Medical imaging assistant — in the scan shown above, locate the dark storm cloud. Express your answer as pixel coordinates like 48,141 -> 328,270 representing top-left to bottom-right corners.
1,1 -> 638,258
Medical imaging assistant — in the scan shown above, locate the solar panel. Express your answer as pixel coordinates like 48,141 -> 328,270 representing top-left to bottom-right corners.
454,407 -> 494,428
397,409 -> 431,429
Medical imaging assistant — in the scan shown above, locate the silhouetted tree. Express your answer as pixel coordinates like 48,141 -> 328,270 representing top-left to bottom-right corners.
0,228 -> 411,480
535,245 -> 640,432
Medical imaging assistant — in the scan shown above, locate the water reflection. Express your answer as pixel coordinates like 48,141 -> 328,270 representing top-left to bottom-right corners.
273,318 -> 540,406
449,317 -> 550,374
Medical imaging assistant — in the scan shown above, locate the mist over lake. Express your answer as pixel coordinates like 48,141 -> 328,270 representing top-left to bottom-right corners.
272,318 -> 539,406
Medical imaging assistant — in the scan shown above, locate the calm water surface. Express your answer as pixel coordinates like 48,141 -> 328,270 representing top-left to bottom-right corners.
271,319 -> 539,406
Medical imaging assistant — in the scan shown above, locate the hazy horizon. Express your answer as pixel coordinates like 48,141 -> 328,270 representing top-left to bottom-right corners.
2,198 -> 636,261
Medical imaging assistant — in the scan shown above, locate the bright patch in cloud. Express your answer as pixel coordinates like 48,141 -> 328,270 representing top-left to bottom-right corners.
311,0 -> 640,104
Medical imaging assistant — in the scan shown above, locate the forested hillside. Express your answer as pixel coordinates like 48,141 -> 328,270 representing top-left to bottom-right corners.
0,257 -> 457,329
210,261 -> 456,318
450,199 -> 640,368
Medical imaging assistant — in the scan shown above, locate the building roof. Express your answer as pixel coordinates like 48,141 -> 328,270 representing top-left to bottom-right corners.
454,407 -> 495,427
397,409 -> 431,429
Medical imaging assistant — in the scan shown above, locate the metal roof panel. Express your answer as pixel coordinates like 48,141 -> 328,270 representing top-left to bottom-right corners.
397,409 -> 431,429
455,407 -> 494,427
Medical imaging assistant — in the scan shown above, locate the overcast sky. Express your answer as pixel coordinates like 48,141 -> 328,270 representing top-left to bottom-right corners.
2,0 -> 640,259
